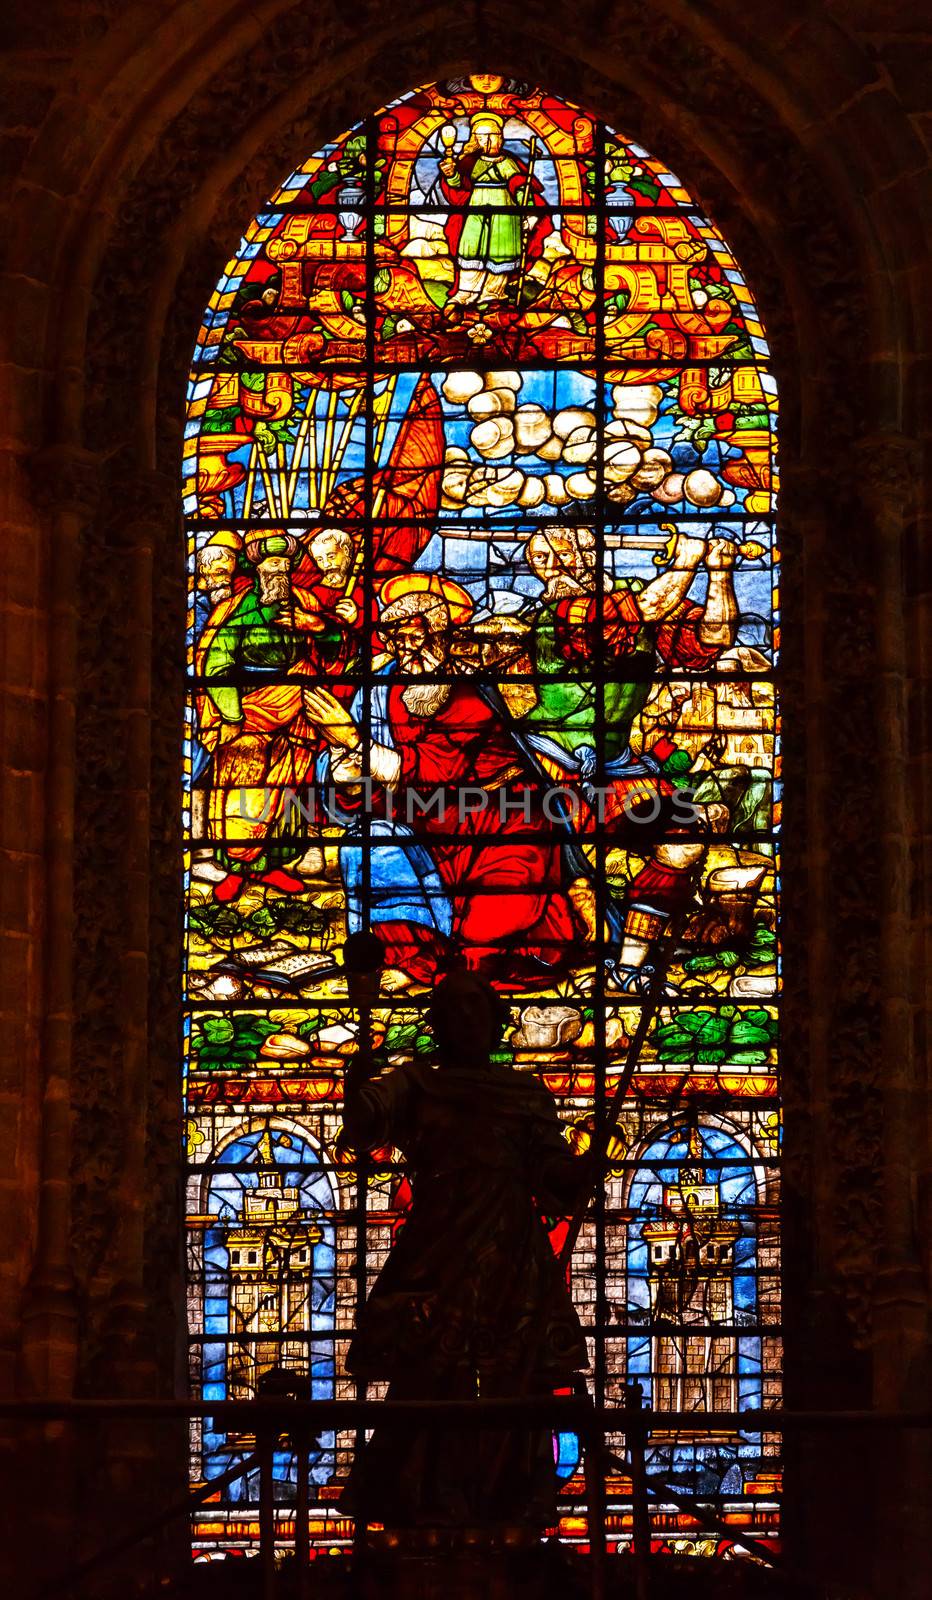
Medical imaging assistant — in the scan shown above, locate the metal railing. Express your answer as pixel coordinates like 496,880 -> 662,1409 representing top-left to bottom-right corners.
3,1393 -> 930,1600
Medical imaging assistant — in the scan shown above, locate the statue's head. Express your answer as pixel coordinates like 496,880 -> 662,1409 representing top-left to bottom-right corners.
429,970 -> 505,1065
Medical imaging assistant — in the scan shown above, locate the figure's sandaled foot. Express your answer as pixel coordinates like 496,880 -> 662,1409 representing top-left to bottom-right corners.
190,855 -> 227,884
214,872 -> 245,903
260,866 -> 305,894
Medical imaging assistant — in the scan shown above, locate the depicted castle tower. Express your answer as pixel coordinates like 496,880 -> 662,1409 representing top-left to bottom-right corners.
641,1126 -> 742,1422
224,1129 -> 323,1401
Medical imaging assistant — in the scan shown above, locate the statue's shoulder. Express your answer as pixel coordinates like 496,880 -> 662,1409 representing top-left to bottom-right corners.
401,1056 -> 437,1088
510,1068 -> 560,1119
485,1062 -> 561,1125
400,1058 -> 557,1125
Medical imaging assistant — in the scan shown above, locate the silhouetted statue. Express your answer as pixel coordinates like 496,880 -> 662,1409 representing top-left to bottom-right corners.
341,969 -> 587,1534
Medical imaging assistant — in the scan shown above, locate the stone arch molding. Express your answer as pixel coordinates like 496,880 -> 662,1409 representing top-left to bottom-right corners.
2,3 -> 929,1591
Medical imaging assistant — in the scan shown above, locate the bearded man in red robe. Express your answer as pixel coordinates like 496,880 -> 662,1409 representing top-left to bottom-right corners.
303,575 -> 582,988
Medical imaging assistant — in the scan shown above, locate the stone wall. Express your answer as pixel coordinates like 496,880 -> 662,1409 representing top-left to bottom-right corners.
1,2 -> 930,1592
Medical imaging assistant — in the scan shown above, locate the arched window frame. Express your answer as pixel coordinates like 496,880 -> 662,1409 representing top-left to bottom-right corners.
180,75 -> 781,1561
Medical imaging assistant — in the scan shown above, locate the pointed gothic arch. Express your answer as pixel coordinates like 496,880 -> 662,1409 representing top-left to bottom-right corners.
5,9 -> 930,1595
183,73 -> 782,1559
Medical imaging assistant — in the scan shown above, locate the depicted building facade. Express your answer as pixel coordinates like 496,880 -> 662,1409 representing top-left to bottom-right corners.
223,1130 -> 323,1399
641,1126 -> 742,1419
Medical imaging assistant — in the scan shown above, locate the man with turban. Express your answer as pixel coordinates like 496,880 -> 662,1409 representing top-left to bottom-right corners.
194,376 -> 446,901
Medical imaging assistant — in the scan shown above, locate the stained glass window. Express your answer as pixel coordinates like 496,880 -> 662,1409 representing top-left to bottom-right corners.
183,74 -> 780,1563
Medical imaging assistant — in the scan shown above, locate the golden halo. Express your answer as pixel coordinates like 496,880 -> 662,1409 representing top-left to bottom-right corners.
201,529 -> 243,553
380,572 -> 474,625
470,111 -> 505,134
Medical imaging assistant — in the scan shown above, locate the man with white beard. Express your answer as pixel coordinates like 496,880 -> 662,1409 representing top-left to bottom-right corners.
303,575 -> 581,988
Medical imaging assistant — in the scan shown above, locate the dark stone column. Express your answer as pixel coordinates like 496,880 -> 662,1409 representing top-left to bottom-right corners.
19,446 -> 102,1400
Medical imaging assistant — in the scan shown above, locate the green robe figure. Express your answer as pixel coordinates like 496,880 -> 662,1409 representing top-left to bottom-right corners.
517,526 -> 739,991
439,112 -> 550,306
